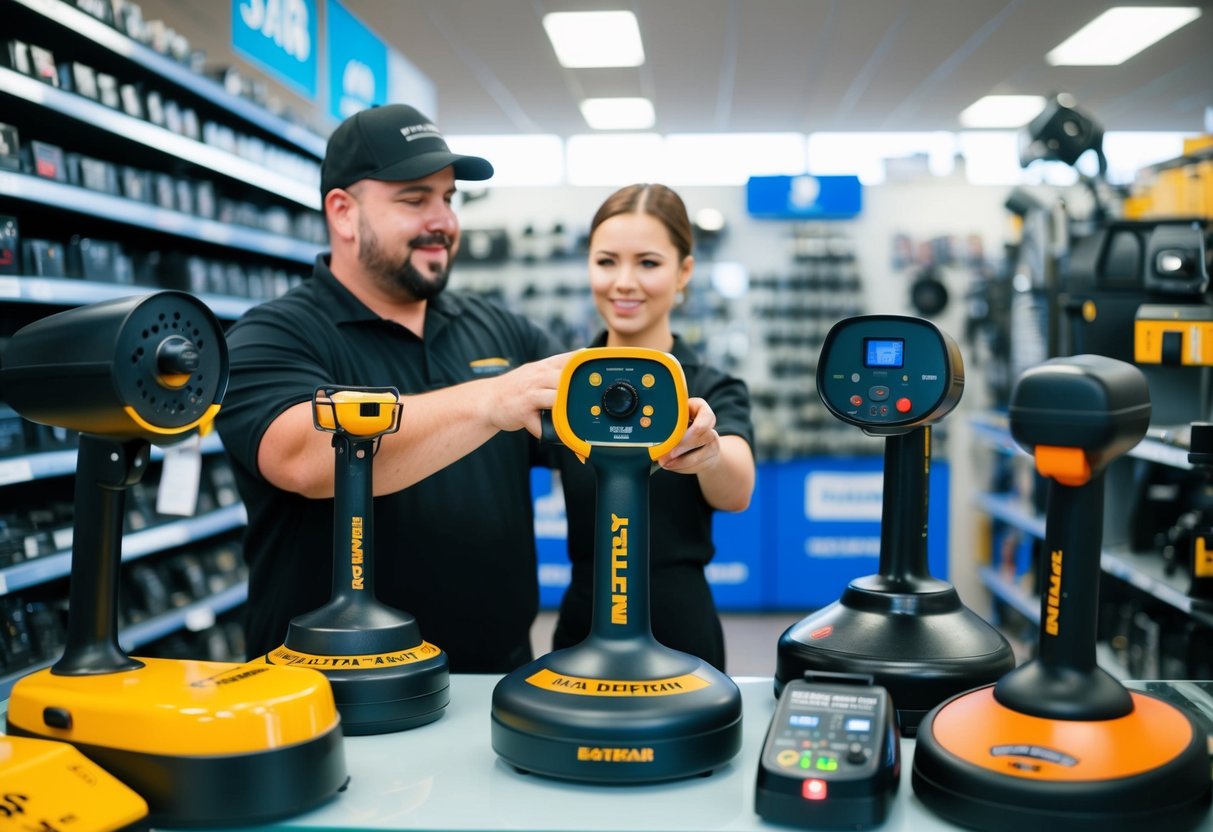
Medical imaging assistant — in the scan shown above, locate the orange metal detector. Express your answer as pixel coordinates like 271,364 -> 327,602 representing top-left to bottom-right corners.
262,387 -> 450,734
912,354 -> 1212,831
0,292 -> 348,826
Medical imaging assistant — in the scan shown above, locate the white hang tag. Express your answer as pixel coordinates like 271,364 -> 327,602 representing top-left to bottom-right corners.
156,434 -> 202,517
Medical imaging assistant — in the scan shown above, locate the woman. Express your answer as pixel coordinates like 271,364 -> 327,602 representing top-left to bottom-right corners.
551,183 -> 757,671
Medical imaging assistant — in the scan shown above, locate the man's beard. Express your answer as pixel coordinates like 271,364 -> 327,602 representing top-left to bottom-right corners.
359,218 -> 453,302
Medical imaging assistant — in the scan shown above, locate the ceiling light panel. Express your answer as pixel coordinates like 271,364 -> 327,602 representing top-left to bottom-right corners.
580,97 -> 656,130
959,95 -> 1048,128
1046,6 -> 1202,66
543,11 -> 645,68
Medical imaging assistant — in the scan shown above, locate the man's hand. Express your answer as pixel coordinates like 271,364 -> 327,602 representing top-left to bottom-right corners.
484,351 -> 575,437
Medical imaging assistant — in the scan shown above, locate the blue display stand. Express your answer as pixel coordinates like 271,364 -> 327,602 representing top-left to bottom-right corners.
769,457 -> 950,610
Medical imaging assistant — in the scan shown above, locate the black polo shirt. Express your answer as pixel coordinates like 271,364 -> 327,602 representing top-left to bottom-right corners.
550,333 -> 755,670
216,255 -> 558,672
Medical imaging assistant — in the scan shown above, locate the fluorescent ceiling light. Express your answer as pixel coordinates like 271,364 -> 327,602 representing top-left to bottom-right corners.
959,95 -> 1047,128
543,11 -> 645,68
445,135 -> 564,187
661,133 -> 807,185
580,97 -> 655,130
1046,6 -> 1201,66
567,134 -> 663,186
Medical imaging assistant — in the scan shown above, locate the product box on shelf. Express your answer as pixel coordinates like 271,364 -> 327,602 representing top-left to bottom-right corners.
28,141 -> 66,181
0,215 -> 20,274
21,238 -> 66,277
0,122 -> 20,170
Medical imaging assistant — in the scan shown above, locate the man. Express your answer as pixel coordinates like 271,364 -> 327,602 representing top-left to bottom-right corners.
216,104 -> 569,672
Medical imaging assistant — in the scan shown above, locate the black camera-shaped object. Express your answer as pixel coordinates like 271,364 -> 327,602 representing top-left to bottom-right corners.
553,348 -> 687,460
0,291 -> 227,443
1018,92 -> 1104,169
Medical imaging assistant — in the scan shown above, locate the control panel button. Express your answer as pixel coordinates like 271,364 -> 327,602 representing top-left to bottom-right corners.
847,743 -> 868,765
850,394 -> 863,407
895,397 -> 912,413
602,381 -> 639,418
868,386 -> 889,401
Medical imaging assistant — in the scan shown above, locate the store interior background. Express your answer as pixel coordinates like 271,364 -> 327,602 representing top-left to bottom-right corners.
3,0 -> 1212,681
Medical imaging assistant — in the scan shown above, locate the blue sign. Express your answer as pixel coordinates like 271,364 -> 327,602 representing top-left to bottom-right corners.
770,457 -> 949,610
531,468 -> 570,610
746,174 -> 862,220
709,467 -> 768,610
232,0 -> 318,98
327,0 -> 389,121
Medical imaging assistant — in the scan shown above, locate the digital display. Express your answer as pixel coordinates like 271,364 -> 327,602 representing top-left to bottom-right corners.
864,338 -> 904,368
789,715 -> 819,728
844,717 -> 872,732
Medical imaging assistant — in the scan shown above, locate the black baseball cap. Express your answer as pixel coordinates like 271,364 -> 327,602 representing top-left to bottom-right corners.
320,104 -> 493,197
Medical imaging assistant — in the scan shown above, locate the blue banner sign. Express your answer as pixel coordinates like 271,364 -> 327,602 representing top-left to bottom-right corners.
232,0 -> 318,98
327,0 -> 389,121
746,174 -> 862,220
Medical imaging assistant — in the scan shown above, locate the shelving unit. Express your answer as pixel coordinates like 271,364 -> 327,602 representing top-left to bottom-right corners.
970,409 -> 1213,678
0,580 -> 248,700
0,0 -> 326,677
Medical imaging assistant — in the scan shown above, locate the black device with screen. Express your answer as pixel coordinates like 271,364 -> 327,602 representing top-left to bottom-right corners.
756,671 -> 900,829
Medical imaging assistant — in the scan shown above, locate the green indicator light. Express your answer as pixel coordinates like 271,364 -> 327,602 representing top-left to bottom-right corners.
799,755 -> 813,769
816,756 -> 838,771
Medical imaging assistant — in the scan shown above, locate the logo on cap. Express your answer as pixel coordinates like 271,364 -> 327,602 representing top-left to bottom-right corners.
401,123 -> 442,142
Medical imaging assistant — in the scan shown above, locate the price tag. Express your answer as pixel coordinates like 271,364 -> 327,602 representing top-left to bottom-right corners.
156,435 -> 201,517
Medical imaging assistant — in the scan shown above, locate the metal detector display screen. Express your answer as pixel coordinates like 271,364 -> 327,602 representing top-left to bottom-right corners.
789,714 -> 820,728
863,338 -> 904,368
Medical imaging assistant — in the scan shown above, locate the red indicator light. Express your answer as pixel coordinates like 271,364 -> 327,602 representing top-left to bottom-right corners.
809,626 -> 833,640
803,778 -> 828,800
849,394 -> 863,406
895,397 -> 912,413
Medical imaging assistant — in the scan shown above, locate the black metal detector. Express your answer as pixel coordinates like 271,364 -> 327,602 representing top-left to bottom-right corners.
491,347 -> 743,783
775,315 -> 1016,734
262,387 -> 449,734
913,354 -> 1211,831
0,291 -> 348,827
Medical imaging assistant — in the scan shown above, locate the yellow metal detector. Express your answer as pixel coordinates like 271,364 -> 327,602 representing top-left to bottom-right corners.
0,292 -> 348,827
491,347 -> 743,783
262,387 -> 450,734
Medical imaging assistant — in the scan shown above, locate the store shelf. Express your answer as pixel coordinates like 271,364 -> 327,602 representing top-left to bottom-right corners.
0,274 -> 258,319
979,565 -> 1040,622
0,502 -> 247,595
975,491 -> 1213,629
969,410 -> 1194,471
0,171 -> 323,262
0,431 -> 227,487
0,66 -> 320,209
13,0 -> 326,158
979,566 -> 1130,680
0,578 -> 248,700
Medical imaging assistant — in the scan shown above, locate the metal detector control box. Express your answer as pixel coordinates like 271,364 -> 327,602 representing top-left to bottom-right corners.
757,674 -> 900,829
553,347 -> 688,460
816,315 -> 963,435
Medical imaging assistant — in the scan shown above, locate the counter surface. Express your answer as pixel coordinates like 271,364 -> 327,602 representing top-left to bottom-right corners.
222,675 -> 1213,831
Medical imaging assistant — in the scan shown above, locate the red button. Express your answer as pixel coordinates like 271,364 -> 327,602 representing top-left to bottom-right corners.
849,395 -> 863,406
803,778 -> 828,800
896,397 -> 912,413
